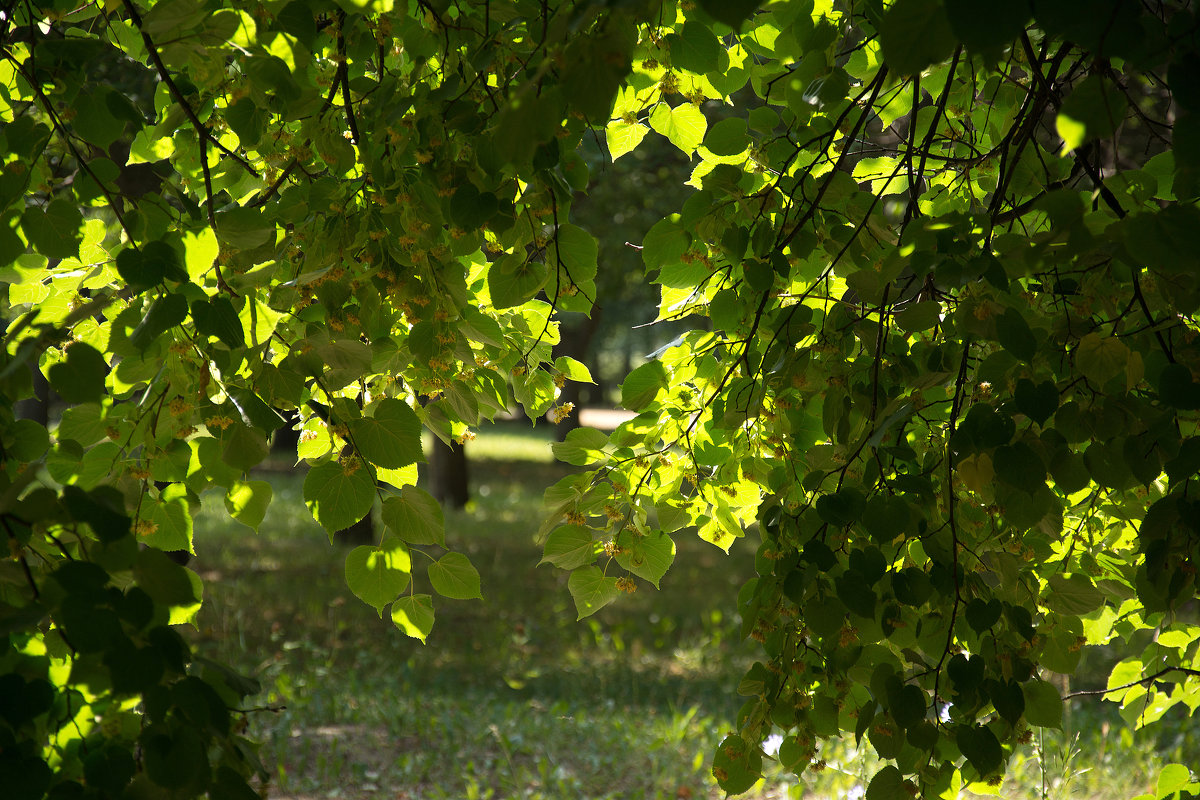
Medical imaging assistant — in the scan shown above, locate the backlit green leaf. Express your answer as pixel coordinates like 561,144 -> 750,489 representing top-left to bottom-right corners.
381,485 -> 445,546
428,552 -> 482,600
345,543 -> 411,616
649,102 -> 707,156
303,459 -> 376,537
540,525 -> 599,570
224,480 -> 273,532
351,398 -> 423,469
567,565 -> 619,619
391,594 -> 434,643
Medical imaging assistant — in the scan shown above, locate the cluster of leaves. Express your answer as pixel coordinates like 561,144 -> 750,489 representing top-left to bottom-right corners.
0,0 -> 637,796
2,0 -> 1200,798
538,0 -> 1200,797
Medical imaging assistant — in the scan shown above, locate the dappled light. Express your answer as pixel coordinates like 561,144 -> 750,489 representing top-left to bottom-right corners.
3,1 -> 1200,799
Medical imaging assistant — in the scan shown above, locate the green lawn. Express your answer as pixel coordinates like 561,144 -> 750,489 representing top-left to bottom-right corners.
186,423 -> 1195,800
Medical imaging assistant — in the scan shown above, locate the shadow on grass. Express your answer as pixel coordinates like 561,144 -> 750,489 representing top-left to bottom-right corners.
186,425 -> 1199,800
188,433 -> 785,799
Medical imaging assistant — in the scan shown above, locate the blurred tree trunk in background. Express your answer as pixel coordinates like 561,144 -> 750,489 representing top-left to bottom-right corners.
339,513 -> 375,546
13,366 -> 51,425
554,310 -> 602,441
429,438 -> 469,508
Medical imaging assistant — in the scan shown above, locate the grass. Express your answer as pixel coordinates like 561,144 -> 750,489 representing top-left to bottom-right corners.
186,422 -> 1197,800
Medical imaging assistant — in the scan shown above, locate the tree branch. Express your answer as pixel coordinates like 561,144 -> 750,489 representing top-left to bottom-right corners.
120,0 -> 258,177
1064,667 -> 1200,699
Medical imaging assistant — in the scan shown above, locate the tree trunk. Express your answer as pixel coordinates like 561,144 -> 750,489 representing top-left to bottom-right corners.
428,438 -> 469,508
272,409 -> 301,456
338,511 -> 375,545
14,366 -> 51,425
553,311 -> 602,440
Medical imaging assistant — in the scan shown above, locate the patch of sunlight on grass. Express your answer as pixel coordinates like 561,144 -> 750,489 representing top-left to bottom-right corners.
435,421 -> 557,463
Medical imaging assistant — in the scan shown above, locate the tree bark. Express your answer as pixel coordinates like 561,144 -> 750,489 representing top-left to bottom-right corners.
428,438 -> 469,508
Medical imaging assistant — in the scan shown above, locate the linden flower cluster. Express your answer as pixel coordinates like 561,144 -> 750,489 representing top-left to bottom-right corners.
548,402 -> 574,424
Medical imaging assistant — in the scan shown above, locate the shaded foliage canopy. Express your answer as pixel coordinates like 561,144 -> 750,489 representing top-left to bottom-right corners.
2,0 -> 1200,798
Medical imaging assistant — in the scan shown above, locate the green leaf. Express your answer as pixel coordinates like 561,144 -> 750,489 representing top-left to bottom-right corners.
553,355 -> 594,383
879,0 -> 957,77
540,525 -> 599,570
568,565 -> 619,619
1045,573 -> 1104,615
143,490 -> 193,554
145,241 -> 189,286
551,426 -> 608,466
547,224 -> 599,283
988,679 -> 1025,724
73,87 -> 126,148
887,683 -> 927,730
493,92 -> 560,166
1057,74 -> 1129,152
351,398 -> 423,469
649,102 -> 707,156
5,418 -> 49,461
345,543 -> 411,616
620,360 -> 668,411
642,216 -> 689,269
711,734 -> 762,795
227,386 -> 287,433
428,552 -> 482,600
561,31 -> 630,123
993,442 -> 1046,495
62,485 -> 130,543
1022,679 -> 1063,729
21,198 -> 82,260
303,459 -> 376,536
965,598 -> 1002,632
215,205 -> 274,250
391,594 -> 434,643
895,300 -> 941,333
956,724 -> 1003,776
1156,764 -> 1194,798
944,0 -> 1031,52
133,548 -> 200,607
614,530 -> 675,588
995,308 -> 1036,362
865,765 -> 910,800
861,495 -> 910,543
225,97 -> 267,147
489,253 -> 548,309
48,343 -> 108,404
191,297 -> 246,349
1158,363 -> 1200,410
696,0 -> 763,30
606,120 -> 649,161
1015,378 -> 1058,425
223,480 -> 273,532
220,423 -> 269,472
1075,332 -> 1129,387
704,117 -> 749,157
130,293 -> 188,351
666,22 -> 722,74
381,485 -> 445,546
450,183 -> 499,230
